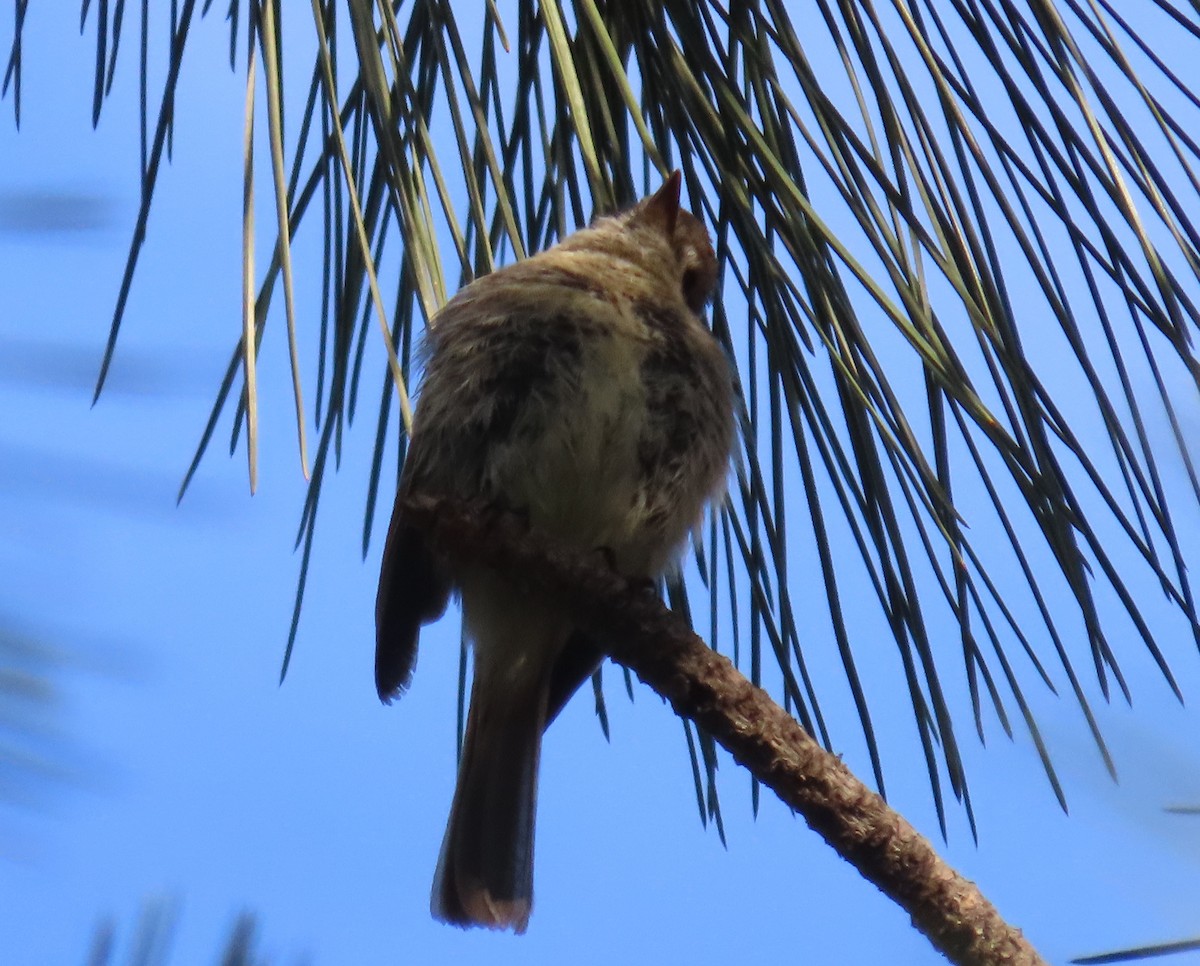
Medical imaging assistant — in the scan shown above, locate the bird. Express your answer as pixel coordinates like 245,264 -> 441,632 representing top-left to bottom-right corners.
375,171 -> 736,933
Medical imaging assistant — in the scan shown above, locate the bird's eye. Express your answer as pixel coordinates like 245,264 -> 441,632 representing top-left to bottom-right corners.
682,266 -> 713,311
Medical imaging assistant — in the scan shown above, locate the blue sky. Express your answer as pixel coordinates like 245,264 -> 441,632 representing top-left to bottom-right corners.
4,7 -> 1200,965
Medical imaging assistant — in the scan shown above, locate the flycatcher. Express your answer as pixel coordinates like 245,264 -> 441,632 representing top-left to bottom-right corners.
376,172 -> 735,932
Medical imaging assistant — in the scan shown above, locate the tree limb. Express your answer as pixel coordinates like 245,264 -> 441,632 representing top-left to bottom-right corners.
400,494 -> 1046,966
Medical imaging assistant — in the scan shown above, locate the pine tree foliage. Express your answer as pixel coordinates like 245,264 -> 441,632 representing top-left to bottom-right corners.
7,1 -> 1200,835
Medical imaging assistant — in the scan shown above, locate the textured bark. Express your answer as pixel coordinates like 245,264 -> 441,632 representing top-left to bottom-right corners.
401,495 -> 1047,966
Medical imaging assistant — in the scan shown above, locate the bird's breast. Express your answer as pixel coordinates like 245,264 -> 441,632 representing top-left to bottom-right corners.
482,314 -> 652,559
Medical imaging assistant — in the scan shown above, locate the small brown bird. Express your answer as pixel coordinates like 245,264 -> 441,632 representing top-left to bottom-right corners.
375,172 -> 735,932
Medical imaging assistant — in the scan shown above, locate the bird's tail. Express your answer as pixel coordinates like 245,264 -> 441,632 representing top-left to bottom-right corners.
430,654 -> 549,933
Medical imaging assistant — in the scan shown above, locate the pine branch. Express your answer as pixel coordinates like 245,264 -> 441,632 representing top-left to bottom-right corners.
400,494 -> 1045,966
